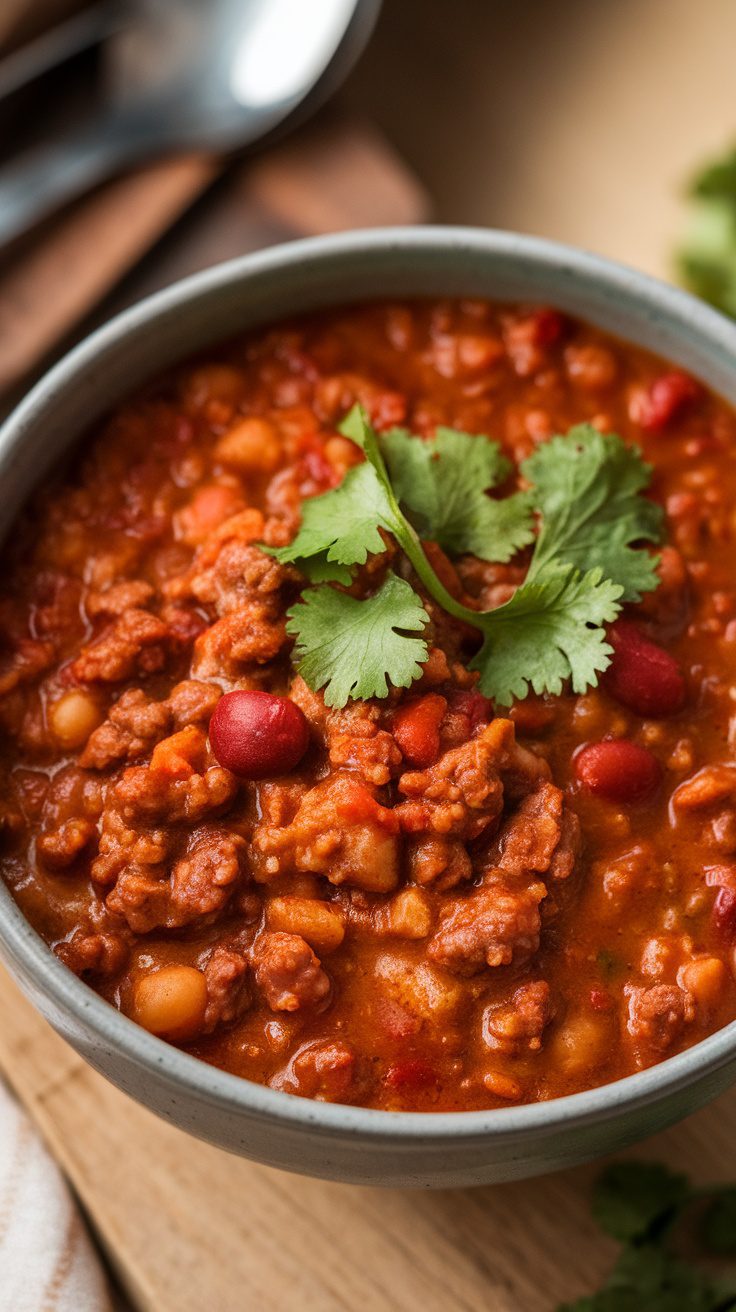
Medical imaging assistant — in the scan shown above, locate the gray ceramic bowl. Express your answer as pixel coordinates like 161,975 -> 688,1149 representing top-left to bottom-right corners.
2,227 -> 736,1188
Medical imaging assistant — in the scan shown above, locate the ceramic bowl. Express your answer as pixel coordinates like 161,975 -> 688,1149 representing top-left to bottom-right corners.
2,227 -> 736,1188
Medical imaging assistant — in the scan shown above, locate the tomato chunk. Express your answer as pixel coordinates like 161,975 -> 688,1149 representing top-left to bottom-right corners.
575,739 -> 661,802
385,1058 -> 438,1089
392,693 -> 447,768
209,690 -> 310,779
639,370 -> 703,433
604,620 -> 686,717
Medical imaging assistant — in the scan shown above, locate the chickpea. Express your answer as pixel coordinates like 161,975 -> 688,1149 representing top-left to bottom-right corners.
182,364 -> 246,409
548,1012 -> 609,1075
133,965 -> 207,1042
266,897 -> 345,954
49,690 -> 103,750
679,957 -> 728,1019
214,417 -> 281,473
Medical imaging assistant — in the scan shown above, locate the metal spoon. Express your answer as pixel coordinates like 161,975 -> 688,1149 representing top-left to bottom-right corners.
0,0 -> 381,253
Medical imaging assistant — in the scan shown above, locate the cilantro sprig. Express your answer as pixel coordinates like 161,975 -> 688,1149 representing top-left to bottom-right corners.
560,1161 -> 736,1311
382,424 -> 535,563
266,406 -> 662,709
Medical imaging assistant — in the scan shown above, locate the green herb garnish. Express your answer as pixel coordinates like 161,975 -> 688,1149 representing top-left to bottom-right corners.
678,145 -> 736,318
266,406 -> 662,709
559,1161 -> 736,1311
382,424 -> 535,563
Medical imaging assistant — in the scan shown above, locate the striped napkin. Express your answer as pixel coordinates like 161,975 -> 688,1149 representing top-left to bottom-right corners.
0,1080 -> 112,1312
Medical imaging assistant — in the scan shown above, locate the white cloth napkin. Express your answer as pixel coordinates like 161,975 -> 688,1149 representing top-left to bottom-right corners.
0,1080 -> 112,1312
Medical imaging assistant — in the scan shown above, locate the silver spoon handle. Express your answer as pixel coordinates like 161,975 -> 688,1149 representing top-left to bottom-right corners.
0,115 -> 143,253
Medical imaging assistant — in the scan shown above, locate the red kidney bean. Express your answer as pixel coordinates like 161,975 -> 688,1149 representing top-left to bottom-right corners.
712,887 -> 736,940
209,690 -> 310,779
575,738 -> 661,802
639,370 -> 703,432
604,620 -> 686,717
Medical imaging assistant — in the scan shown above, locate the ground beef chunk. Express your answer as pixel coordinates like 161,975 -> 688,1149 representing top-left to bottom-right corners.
483,981 -> 553,1053
106,830 -> 245,932
168,830 -> 245,926
272,1039 -> 355,1100
92,809 -> 168,888
174,537 -> 298,680
72,608 -> 169,682
202,946 -> 251,1032
55,928 -> 129,978
548,807 -> 582,881
327,702 -> 402,787
105,869 -> 171,933
85,579 -> 155,619
395,719 -> 514,841
39,765 -> 104,833
252,932 -> 330,1011
193,606 -> 289,679
112,752 -> 237,826
427,879 -> 546,975
187,540 -> 290,616
489,782 -> 580,879
37,817 -> 96,870
167,679 -> 221,730
252,772 -> 399,892
80,679 -> 221,770
626,983 -> 694,1063
80,689 -> 170,769
406,835 -> 472,890
0,638 -> 56,698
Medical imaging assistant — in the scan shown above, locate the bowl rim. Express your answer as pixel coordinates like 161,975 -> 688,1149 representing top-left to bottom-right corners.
3,222 -> 736,1143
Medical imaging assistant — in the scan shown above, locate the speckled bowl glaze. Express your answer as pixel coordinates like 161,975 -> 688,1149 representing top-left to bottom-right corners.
2,228 -> 736,1188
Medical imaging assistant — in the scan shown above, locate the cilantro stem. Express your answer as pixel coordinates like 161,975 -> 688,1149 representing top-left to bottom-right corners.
394,522 -> 482,628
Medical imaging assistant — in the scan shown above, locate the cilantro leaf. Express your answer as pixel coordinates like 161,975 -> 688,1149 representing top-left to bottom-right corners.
470,563 -> 622,705
381,425 -> 534,562
702,1190 -> 736,1257
286,571 -> 429,707
269,461 -> 397,573
522,425 -> 663,602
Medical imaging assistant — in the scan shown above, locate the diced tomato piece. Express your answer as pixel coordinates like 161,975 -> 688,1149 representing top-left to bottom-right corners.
639,370 -> 703,433
447,688 -> 494,732
575,739 -> 661,803
367,390 -> 407,430
385,1058 -> 438,1090
604,620 -> 686,717
392,693 -> 447,768
528,307 -> 567,347
302,446 -> 339,490
150,726 -> 206,778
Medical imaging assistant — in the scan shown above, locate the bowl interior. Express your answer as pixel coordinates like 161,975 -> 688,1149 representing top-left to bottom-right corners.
3,225 -> 736,1145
